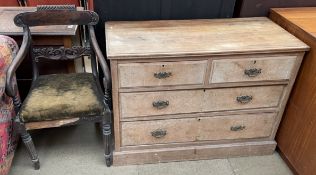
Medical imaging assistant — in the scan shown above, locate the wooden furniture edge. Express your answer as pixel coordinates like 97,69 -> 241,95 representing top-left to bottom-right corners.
269,52 -> 305,139
119,108 -> 278,122
0,7 -> 82,36
107,49 -> 309,60
25,118 -> 80,130
113,141 -> 276,166
277,147 -> 299,175
111,60 -> 121,151
270,9 -> 316,44
112,52 -> 303,62
120,137 -> 273,151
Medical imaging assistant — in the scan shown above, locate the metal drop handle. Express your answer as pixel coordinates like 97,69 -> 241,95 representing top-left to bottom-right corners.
151,129 -> 167,138
236,95 -> 253,104
154,72 -> 172,79
231,125 -> 246,131
244,68 -> 262,77
153,100 -> 169,109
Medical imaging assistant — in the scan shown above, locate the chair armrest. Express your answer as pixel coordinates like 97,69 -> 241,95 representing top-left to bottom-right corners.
88,25 -> 111,90
6,27 -> 31,97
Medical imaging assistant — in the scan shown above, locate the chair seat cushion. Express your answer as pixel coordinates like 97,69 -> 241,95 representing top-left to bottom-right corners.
20,73 -> 105,122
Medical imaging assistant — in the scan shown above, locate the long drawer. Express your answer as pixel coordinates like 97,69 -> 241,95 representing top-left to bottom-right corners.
121,113 -> 275,146
210,55 -> 297,83
118,60 -> 207,88
120,86 -> 284,118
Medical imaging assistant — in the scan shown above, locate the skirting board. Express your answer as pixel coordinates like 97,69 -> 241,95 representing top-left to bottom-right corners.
113,141 -> 277,166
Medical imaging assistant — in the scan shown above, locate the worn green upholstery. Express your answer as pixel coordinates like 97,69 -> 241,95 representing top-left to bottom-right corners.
20,73 -> 104,122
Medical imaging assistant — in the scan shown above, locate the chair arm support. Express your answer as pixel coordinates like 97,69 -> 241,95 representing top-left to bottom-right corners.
88,25 -> 111,90
6,27 -> 31,97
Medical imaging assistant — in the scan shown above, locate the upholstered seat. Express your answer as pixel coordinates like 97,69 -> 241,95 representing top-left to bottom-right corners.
20,73 -> 104,122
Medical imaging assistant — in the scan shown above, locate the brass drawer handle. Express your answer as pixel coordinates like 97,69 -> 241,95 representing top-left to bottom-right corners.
153,100 -> 169,109
244,68 -> 261,77
236,95 -> 253,104
154,72 -> 172,79
231,125 -> 246,131
151,129 -> 167,138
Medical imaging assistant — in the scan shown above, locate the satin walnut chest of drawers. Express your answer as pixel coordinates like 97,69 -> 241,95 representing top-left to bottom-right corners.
105,17 -> 309,165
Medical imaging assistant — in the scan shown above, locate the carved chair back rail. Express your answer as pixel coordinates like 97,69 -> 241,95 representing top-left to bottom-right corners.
5,5 -> 113,169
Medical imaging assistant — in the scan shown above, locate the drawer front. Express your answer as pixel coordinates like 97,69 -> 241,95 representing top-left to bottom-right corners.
120,90 -> 204,118
202,86 -> 284,112
121,113 -> 275,146
118,60 -> 207,88
120,86 -> 284,118
210,55 -> 297,83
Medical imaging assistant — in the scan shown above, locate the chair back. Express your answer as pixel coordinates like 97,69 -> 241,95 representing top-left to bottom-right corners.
6,5 -> 111,98
13,5 -> 99,81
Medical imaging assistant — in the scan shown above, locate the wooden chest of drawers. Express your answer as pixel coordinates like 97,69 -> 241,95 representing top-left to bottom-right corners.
105,17 -> 309,165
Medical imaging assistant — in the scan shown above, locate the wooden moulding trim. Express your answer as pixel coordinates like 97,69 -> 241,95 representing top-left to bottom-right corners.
119,108 -> 278,122
107,49 -> 309,60
113,52 -> 303,63
118,81 -> 289,93
120,137 -> 273,151
25,118 -> 80,130
269,52 -> 305,140
112,141 -> 277,166
111,60 -> 122,151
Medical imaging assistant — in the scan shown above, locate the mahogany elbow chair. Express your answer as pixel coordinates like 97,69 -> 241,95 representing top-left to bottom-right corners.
5,5 -> 112,169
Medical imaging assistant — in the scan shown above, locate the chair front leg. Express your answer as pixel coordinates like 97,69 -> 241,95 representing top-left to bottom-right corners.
14,117 -> 40,170
102,106 -> 112,167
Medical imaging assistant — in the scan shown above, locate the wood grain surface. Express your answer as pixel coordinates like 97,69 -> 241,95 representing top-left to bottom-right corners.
0,7 -> 79,36
210,55 -> 298,83
270,7 -> 316,175
113,141 -> 277,165
118,60 -> 207,88
105,17 -> 308,59
107,18 -> 308,165
120,86 -> 284,118
121,113 -> 275,146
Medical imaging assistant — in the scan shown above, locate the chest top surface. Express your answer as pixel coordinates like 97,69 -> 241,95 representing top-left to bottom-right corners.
105,17 -> 309,59
271,7 -> 316,38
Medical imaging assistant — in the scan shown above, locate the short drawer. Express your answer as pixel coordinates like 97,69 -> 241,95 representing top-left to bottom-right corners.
120,90 -> 203,118
121,113 -> 275,146
118,60 -> 207,88
202,85 -> 284,112
120,86 -> 284,118
210,55 -> 298,83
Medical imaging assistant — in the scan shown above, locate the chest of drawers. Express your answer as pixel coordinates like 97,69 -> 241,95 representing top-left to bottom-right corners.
105,17 -> 309,165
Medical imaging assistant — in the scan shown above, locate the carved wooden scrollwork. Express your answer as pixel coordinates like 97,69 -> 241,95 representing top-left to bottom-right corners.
33,46 -> 91,61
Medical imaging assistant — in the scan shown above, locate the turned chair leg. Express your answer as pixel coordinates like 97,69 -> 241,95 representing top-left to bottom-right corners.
102,106 -> 112,167
103,123 -> 112,166
15,118 -> 40,170
21,132 -> 40,170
